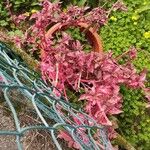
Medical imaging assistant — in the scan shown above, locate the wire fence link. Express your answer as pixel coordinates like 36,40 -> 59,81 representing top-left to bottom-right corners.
0,42 -> 112,150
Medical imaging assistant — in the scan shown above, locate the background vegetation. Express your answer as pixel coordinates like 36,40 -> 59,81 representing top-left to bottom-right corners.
100,0 -> 150,149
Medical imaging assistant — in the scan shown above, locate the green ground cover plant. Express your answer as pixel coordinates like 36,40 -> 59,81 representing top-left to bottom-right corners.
0,0 -> 40,28
100,0 -> 150,149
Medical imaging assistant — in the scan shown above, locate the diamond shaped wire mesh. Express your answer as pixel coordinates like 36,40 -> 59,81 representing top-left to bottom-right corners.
0,42 -> 112,150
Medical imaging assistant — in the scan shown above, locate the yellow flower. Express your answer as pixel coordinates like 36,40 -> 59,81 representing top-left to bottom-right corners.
63,8 -> 67,12
144,31 -> 150,39
24,12 -> 30,16
110,16 -> 117,21
132,14 -> 140,21
143,1 -> 147,5
133,22 -> 137,25
31,9 -> 38,14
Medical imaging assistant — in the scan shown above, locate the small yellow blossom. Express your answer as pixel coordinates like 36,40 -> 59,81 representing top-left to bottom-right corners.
146,119 -> 150,122
24,12 -> 30,16
143,1 -> 147,5
63,8 -> 67,12
31,9 -> 38,14
144,31 -> 150,39
110,16 -> 117,21
133,22 -> 137,25
132,14 -> 140,21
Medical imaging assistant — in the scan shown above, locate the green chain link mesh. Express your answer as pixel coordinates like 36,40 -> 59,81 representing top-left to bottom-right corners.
0,42 -> 112,150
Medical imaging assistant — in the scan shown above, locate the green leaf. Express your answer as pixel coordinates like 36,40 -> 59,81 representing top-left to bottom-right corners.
136,5 -> 150,14
78,0 -> 87,6
31,2 -> 39,6
14,1 -> 22,5
14,30 -> 23,36
8,31 -> 15,37
0,20 -> 8,26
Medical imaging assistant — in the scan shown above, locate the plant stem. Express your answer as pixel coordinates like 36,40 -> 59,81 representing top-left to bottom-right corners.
115,133 -> 136,150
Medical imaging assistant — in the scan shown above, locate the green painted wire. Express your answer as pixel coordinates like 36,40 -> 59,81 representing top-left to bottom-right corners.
0,42 -> 112,150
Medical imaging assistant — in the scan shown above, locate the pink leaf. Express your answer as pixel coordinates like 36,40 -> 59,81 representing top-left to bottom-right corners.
58,131 -> 80,149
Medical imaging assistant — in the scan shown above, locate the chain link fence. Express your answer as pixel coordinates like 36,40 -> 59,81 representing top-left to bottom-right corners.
0,42 -> 112,150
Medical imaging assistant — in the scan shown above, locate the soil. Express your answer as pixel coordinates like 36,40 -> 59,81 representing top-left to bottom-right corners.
0,107 -> 72,150
0,108 -> 17,150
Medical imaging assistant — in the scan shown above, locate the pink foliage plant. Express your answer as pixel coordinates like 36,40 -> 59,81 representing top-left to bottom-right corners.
6,0 -> 150,149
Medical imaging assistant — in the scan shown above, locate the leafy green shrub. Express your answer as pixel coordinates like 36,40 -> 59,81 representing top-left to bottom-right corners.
0,0 -> 40,28
100,0 -> 150,149
0,0 -> 10,27
119,87 -> 150,150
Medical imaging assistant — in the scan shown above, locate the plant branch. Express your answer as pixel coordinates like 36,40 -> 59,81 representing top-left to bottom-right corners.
115,133 -> 136,150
